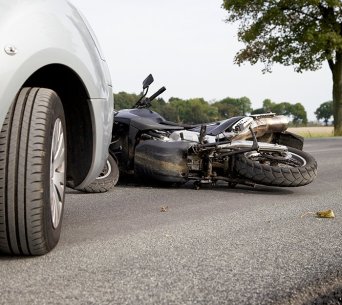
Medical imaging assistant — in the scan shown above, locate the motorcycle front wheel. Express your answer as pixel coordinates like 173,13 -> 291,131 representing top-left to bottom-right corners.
234,147 -> 317,187
80,154 -> 119,193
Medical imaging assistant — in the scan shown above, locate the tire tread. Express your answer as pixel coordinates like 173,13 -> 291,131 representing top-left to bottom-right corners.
234,147 -> 317,187
0,88 -> 66,256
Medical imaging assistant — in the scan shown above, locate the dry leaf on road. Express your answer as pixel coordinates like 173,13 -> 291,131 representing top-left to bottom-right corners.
160,206 -> 169,212
301,209 -> 336,219
316,209 -> 335,218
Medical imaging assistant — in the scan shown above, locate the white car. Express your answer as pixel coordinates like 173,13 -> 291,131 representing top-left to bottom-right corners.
0,0 -> 113,255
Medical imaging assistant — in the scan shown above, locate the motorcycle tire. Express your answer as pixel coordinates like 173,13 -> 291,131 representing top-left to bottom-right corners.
80,154 -> 119,193
234,147 -> 317,187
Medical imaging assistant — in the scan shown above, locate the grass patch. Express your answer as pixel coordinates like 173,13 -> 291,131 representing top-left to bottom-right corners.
288,127 -> 334,138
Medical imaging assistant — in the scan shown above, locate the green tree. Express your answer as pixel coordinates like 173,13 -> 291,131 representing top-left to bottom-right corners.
166,97 -> 218,124
168,97 -> 188,122
315,101 -> 333,125
258,99 -> 291,116
222,1 -> 342,135
158,103 -> 179,122
150,97 -> 166,115
252,99 -> 308,125
183,98 -> 210,124
291,103 -> 308,125
262,99 -> 273,112
114,92 -> 139,110
113,93 -> 218,123
213,96 -> 252,118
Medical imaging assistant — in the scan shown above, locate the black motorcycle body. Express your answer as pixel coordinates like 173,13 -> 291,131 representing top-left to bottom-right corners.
108,75 -> 317,188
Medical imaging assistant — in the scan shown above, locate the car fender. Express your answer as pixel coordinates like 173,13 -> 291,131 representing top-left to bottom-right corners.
0,0 -> 112,126
0,0 -> 113,186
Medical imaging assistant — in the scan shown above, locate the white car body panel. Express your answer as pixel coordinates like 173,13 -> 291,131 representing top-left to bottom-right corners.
0,0 -> 113,187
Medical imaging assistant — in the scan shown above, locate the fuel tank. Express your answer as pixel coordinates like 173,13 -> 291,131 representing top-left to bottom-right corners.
134,140 -> 192,183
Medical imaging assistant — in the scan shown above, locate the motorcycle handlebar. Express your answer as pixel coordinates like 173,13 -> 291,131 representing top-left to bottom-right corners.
134,86 -> 166,109
149,86 -> 166,102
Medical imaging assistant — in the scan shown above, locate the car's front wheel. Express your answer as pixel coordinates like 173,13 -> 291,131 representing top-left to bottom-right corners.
0,88 -> 66,256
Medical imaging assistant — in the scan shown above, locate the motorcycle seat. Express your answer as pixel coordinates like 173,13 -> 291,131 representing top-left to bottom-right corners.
189,116 -> 244,136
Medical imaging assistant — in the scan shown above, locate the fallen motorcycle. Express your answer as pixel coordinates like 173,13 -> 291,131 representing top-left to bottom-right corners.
90,74 -> 317,191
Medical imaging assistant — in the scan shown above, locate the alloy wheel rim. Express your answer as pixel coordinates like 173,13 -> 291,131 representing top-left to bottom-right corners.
96,160 -> 112,180
245,151 -> 307,167
50,118 -> 65,229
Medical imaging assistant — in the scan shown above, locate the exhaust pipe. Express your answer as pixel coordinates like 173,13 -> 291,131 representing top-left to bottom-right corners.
233,115 -> 289,140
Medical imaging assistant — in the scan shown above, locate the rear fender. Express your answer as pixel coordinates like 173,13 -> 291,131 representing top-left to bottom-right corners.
273,131 -> 304,151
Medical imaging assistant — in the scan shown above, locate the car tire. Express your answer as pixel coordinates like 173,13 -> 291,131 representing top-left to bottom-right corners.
0,88 -> 66,256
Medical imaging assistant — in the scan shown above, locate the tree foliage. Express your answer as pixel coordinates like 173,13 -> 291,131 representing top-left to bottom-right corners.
315,100 -> 333,125
252,99 -> 308,125
114,91 -> 140,109
291,102 -> 308,125
222,0 -> 342,135
167,98 -> 219,124
213,97 -> 252,118
114,92 -> 309,125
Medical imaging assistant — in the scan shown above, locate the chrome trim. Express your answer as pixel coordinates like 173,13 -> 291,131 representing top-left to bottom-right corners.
219,140 -> 288,153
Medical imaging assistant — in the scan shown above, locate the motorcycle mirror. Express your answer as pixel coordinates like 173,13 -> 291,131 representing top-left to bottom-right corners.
143,74 -> 154,89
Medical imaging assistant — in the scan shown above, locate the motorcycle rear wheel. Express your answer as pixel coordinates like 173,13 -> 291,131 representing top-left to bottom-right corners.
234,147 -> 317,187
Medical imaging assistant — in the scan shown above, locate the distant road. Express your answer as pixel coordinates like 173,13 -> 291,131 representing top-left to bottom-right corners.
0,137 -> 341,305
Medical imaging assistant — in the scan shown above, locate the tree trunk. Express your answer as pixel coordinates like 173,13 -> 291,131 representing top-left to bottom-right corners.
332,53 -> 342,136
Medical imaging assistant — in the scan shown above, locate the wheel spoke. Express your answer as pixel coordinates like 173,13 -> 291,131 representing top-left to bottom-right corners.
50,118 -> 65,229
51,194 -> 58,227
54,142 -> 65,171
55,177 -> 65,200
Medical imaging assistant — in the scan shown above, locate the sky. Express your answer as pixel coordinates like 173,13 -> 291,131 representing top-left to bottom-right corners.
69,0 -> 332,121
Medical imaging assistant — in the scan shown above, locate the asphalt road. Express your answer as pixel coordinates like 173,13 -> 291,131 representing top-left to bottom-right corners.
1,138 -> 342,305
